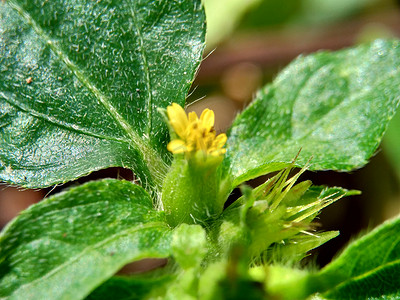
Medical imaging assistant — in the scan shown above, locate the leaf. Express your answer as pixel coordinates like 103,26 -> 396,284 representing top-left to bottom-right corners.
383,109 -> 400,181
171,224 -> 207,270
198,257 -> 267,300
263,265 -> 312,300
0,0 -> 206,190
224,39 -> 400,187
311,215 -> 400,299
0,179 -> 172,300
87,271 -> 174,300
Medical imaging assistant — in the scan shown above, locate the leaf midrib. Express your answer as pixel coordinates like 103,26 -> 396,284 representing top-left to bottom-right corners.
7,0 -> 168,187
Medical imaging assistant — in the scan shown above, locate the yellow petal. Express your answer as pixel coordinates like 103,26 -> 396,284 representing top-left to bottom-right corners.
167,103 -> 188,138
210,148 -> 226,156
188,111 -> 199,123
166,104 -> 227,159
203,131 -> 216,148
213,133 -> 227,149
167,139 -> 187,154
200,109 -> 214,129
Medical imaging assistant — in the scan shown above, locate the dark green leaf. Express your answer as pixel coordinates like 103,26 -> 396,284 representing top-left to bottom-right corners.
224,39 -> 400,187
312,215 -> 400,299
383,109 -> 400,181
0,0 -> 206,190
87,271 -> 174,300
0,179 -> 172,300
198,259 -> 267,300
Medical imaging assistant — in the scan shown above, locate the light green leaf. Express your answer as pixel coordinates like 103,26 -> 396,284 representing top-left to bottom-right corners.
312,215 -> 400,299
263,265 -> 312,300
269,231 -> 339,264
171,224 -> 207,270
0,0 -> 206,191
0,179 -> 172,300
224,39 -> 400,187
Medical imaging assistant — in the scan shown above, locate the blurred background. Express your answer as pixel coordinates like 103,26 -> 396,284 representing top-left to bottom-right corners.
2,0 -> 400,268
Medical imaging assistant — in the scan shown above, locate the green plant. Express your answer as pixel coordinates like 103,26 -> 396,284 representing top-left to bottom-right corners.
1,0 -> 400,299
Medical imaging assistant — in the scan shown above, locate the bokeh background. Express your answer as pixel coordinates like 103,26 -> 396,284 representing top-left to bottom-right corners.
2,0 -> 400,268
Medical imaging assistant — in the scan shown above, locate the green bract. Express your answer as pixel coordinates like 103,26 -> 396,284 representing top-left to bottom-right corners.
162,157 -> 224,227
1,0 -> 400,299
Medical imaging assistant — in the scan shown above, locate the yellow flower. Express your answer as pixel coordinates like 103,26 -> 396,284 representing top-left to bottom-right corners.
166,103 -> 227,157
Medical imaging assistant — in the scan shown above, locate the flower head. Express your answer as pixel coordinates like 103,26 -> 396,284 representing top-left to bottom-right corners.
166,103 -> 227,158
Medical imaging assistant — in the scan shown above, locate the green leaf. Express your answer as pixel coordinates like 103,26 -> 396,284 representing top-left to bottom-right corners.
198,258 -> 267,300
224,39 -> 400,187
171,224 -> 207,270
87,271 -> 174,300
262,265 -> 312,300
0,0 -> 206,190
312,215 -> 400,299
0,179 -> 172,300
383,109 -> 400,181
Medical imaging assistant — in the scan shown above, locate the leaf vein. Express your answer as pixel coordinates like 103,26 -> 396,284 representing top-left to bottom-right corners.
0,92 -> 128,143
7,0 -> 140,143
130,7 -> 153,136
7,0 -> 168,189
